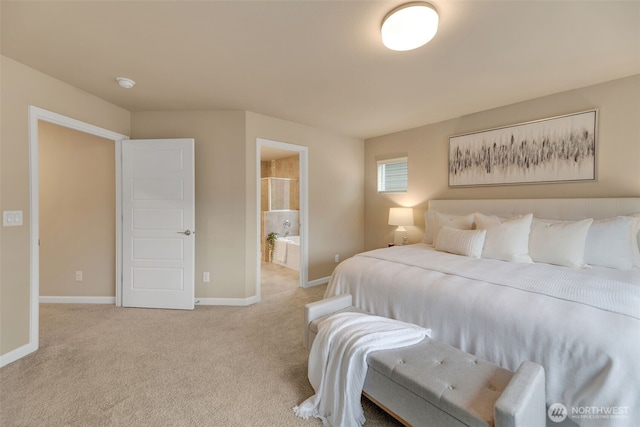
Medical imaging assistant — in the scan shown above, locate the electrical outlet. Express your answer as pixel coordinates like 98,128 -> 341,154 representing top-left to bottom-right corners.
334,254 -> 340,263
75,271 -> 83,281
203,272 -> 210,283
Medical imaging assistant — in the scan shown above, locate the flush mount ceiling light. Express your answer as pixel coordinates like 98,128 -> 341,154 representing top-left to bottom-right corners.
381,2 -> 439,51
115,77 -> 135,89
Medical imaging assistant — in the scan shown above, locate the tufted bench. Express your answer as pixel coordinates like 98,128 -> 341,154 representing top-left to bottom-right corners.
304,294 -> 546,427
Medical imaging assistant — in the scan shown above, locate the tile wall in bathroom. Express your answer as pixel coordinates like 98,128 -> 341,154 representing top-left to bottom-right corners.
261,155 -> 300,261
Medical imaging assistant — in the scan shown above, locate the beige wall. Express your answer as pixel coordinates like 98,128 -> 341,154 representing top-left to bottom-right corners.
130,111 -> 249,299
39,121 -> 115,297
132,111 -> 365,300
1,56 -> 130,356
246,112 -> 365,286
364,75 -> 640,250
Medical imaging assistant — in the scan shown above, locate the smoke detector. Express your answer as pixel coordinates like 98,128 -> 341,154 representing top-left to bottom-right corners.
115,77 -> 135,89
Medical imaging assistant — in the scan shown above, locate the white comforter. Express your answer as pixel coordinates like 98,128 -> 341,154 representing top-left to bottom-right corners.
325,244 -> 640,427
294,312 -> 429,427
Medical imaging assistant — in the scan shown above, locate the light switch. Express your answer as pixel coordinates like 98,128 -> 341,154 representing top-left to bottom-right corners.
3,210 -> 23,227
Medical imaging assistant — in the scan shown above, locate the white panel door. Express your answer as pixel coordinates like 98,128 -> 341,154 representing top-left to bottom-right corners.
122,139 -> 195,309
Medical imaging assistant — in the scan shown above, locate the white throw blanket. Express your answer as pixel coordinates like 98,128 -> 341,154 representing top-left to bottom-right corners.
293,312 -> 430,427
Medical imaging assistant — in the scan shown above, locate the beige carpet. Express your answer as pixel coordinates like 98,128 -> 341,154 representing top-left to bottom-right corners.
0,267 -> 401,426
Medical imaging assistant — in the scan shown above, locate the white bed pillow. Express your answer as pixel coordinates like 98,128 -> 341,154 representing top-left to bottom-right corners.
529,218 -> 593,268
432,211 -> 474,244
475,213 -> 533,263
584,216 -> 637,270
423,211 -> 475,244
435,226 -> 486,258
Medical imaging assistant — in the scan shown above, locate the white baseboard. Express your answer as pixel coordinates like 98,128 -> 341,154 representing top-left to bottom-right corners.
307,276 -> 330,287
0,342 -> 38,368
40,296 -> 116,304
40,296 -> 261,307
196,295 -> 260,306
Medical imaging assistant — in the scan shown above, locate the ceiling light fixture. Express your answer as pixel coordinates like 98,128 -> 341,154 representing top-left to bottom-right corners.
381,2 -> 439,51
115,77 -> 135,89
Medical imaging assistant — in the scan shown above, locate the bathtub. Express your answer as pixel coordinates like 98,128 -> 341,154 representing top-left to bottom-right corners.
273,236 -> 300,271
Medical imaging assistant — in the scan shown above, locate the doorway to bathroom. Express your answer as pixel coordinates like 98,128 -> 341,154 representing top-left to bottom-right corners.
257,138 -> 308,299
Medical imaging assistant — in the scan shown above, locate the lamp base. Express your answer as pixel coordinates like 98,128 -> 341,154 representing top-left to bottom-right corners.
393,229 -> 409,246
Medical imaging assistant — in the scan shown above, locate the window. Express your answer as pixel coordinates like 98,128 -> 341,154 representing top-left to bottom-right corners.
377,157 -> 408,193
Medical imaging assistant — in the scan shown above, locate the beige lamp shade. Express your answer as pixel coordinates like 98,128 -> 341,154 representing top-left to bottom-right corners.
388,207 -> 414,231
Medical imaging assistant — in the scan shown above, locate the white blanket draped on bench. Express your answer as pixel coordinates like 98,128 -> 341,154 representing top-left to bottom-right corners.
294,312 -> 430,427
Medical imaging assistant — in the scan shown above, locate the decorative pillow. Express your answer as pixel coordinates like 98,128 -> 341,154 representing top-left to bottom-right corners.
529,218 -> 593,268
435,226 -> 486,258
475,213 -> 533,263
432,211 -> 475,243
584,216 -> 637,270
423,211 -> 475,244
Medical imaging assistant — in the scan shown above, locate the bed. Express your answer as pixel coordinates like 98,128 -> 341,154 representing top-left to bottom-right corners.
324,198 -> 640,427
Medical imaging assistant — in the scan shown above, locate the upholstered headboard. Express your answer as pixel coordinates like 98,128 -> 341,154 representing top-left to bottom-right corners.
428,198 -> 640,220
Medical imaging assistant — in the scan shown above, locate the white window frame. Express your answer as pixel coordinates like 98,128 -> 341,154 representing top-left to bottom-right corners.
377,157 -> 408,193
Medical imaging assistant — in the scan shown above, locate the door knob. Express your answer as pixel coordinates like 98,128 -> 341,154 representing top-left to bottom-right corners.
178,230 -> 192,236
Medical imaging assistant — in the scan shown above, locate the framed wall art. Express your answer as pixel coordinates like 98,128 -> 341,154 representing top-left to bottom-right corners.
449,110 -> 597,187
